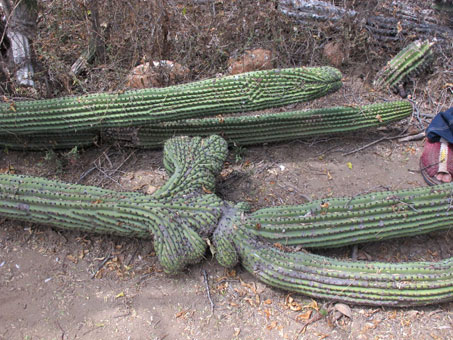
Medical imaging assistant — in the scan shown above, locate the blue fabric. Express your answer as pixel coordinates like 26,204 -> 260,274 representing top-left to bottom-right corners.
426,107 -> 453,143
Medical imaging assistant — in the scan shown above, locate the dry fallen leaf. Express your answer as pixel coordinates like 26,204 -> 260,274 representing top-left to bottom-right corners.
66,254 -> 78,264
115,291 -> 125,299
233,328 -> 241,337
296,310 -> 312,321
202,185 -> 213,194
175,310 -> 188,318
327,171 -> 333,180
335,303 -> 352,319
304,299 -> 319,311
266,321 -> 278,330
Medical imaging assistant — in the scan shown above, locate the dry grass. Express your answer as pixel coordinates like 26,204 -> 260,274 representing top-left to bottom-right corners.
0,0 -> 451,114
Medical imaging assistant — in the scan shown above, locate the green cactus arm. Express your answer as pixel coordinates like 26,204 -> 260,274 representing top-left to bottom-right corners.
374,40 -> 434,90
0,135 -> 228,274
240,184 -> 453,248
0,100 -> 412,150
0,131 -> 99,150
0,67 -> 342,135
233,230 -> 453,307
111,101 -> 413,148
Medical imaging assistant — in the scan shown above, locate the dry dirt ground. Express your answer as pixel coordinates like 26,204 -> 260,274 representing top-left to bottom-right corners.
1,77 -> 453,340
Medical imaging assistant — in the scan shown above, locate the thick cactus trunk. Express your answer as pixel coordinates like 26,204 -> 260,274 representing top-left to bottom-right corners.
0,67 -> 342,135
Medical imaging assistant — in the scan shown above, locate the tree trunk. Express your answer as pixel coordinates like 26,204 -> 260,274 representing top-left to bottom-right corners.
1,0 -> 37,87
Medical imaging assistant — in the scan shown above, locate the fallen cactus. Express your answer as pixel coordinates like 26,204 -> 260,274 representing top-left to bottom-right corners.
1,135 -> 453,307
1,101 -> 413,150
374,40 -> 435,92
0,66 -> 341,134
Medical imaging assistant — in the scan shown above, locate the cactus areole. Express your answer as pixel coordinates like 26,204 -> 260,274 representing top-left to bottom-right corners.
1,135 -> 453,307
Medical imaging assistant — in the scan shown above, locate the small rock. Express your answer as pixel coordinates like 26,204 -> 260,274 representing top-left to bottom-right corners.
227,48 -> 273,75
126,60 -> 189,89
323,41 -> 348,67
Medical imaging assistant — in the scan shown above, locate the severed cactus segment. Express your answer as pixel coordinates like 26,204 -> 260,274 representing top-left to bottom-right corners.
113,101 -> 413,148
241,183 -> 453,248
374,40 -> 435,91
0,67 -> 342,136
2,135 -> 453,306
215,186 -> 453,306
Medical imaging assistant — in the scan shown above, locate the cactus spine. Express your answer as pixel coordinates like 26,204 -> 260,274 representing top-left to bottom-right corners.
2,135 -> 453,306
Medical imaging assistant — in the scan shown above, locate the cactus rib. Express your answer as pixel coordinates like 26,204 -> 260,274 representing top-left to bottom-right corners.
0,67 -> 342,135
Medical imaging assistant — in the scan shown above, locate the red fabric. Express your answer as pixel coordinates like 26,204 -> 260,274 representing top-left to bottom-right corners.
420,140 -> 453,177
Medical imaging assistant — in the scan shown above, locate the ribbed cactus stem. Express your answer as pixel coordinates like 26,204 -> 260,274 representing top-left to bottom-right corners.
242,184 -> 453,248
0,67 -> 342,135
234,229 -> 453,306
374,40 -> 435,91
0,135 -> 228,274
0,101 -> 412,150
114,101 -> 412,148
211,200 -> 453,306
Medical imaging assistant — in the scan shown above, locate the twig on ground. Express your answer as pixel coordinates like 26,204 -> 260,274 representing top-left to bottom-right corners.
202,269 -> 215,317
127,244 -> 140,266
55,319 -> 65,340
342,133 -> 409,156
91,253 -> 113,279
344,185 -> 390,208
409,98 -> 425,130
351,245 -> 358,261
398,131 -> 425,142
77,166 -> 97,184
295,304 -> 328,339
